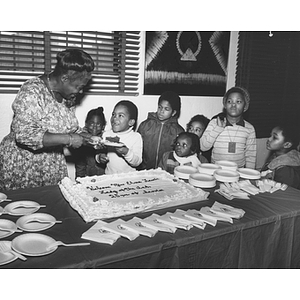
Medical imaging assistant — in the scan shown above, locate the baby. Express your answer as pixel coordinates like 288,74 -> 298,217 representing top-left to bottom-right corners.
158,132 -> 201,174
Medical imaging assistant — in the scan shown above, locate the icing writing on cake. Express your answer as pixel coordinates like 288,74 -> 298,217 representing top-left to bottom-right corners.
86,177 -> 164,199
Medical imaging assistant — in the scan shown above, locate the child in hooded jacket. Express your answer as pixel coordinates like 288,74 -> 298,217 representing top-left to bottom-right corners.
137,91 -> 184,170
261,122 -> 300,189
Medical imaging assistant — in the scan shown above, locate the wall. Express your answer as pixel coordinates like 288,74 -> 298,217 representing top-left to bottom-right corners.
1,32 -> 268,177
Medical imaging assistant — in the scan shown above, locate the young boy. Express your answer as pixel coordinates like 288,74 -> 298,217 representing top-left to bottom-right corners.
261,123 -> 300,189
96,100 -> 142,174
200,86 -> 256,169
137,91 -> 184,170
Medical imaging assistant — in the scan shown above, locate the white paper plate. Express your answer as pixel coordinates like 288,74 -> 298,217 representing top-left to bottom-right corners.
0,219 -> 18,239
189,173 -> 216,188
174,166 -> 198,179
4,201 -> 41,216
103,141 -> 125,147
198,163 -> 221,175
0,241 -> 18,266
214,169 -> 240,182
238,168 -> 261,180
215,160 -> 238,171
12,233 -> 57,257
16,213 -> 57,232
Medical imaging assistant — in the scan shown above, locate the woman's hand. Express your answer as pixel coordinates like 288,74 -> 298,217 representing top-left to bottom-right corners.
68,133 -> 84,148
79,132 -> 93,145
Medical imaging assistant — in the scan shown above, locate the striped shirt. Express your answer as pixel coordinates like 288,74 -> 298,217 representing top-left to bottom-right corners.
200,117 -> 256,169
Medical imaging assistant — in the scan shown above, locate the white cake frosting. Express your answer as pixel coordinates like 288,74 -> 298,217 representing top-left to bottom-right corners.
59,168 -> 209,222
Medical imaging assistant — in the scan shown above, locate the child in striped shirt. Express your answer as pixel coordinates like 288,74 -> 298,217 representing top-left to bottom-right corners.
200,87 -> 256,169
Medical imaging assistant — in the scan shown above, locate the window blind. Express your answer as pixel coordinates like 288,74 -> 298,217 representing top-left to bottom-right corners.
235,31 -> 300,138
0,31 -> 140,95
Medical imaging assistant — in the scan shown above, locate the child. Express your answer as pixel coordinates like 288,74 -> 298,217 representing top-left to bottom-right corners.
96,100 -> 142,174
158,132 -> 202,175
137,91 -> 184,170
200,86 -> 256,169
74,107 -> 106,177
187,114 -> 210,163
261,123 -> 300,189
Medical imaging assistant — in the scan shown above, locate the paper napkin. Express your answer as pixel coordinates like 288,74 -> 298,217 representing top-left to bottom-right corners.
200,206 -> 233,223
81,220 -> 120,245
173,209 -> 206,230
121,217 -> 158,238
158,213 -> 193,230
215,182 -> 250,200
184,209 -> 217,227
101,219 -> 140,241
256,179 -> 286,193
237,180 -> 260,195
210,201 -> 245,219
141,214 -> 177,233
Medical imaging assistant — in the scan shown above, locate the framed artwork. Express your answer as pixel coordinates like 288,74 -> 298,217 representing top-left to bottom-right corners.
144,31 -> 230,96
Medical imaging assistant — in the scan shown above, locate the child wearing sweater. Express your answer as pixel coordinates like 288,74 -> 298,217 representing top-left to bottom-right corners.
96,100 -> 142,174
200,86 -> 256,169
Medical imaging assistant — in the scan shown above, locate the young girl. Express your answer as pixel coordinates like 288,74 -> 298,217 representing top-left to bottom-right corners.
261,123 -> 300,189
96,100 -> 142,174
187,114 -> 210,163
74,107 -> 106,177
158,132 -> 201,175
200,86 -> 256,169
137,91 -> 184,170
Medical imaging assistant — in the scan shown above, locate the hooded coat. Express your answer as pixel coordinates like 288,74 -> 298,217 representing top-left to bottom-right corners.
261,149 -> 300,189
137,112 -> 184,170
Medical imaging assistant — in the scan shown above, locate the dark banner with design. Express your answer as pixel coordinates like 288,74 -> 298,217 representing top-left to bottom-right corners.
144,31 -> 230,96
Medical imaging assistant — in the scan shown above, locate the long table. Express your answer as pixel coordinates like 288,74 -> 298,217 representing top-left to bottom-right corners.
1,182 -> 300,268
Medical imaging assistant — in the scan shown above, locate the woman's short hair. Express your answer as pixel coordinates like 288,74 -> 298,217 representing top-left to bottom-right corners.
53,48 -> 95,80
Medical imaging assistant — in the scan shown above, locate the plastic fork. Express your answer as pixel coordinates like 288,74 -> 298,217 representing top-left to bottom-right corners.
25,218 -> 62,224
14,204 -> 46,209
46,241 -> 90,251
0,227 -> 23,233
0,241 -> 27,261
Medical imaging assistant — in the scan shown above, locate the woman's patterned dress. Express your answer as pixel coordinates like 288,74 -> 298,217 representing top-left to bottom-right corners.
0,76 -> 80,191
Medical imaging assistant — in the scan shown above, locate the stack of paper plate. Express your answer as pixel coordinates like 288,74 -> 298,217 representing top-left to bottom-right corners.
198,163 -> 221,175
214,169 -> 240,182
215,160 -> 238,171
174,166 -> 198,180
189,173 -> 216,188
238,168 -> 261,180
